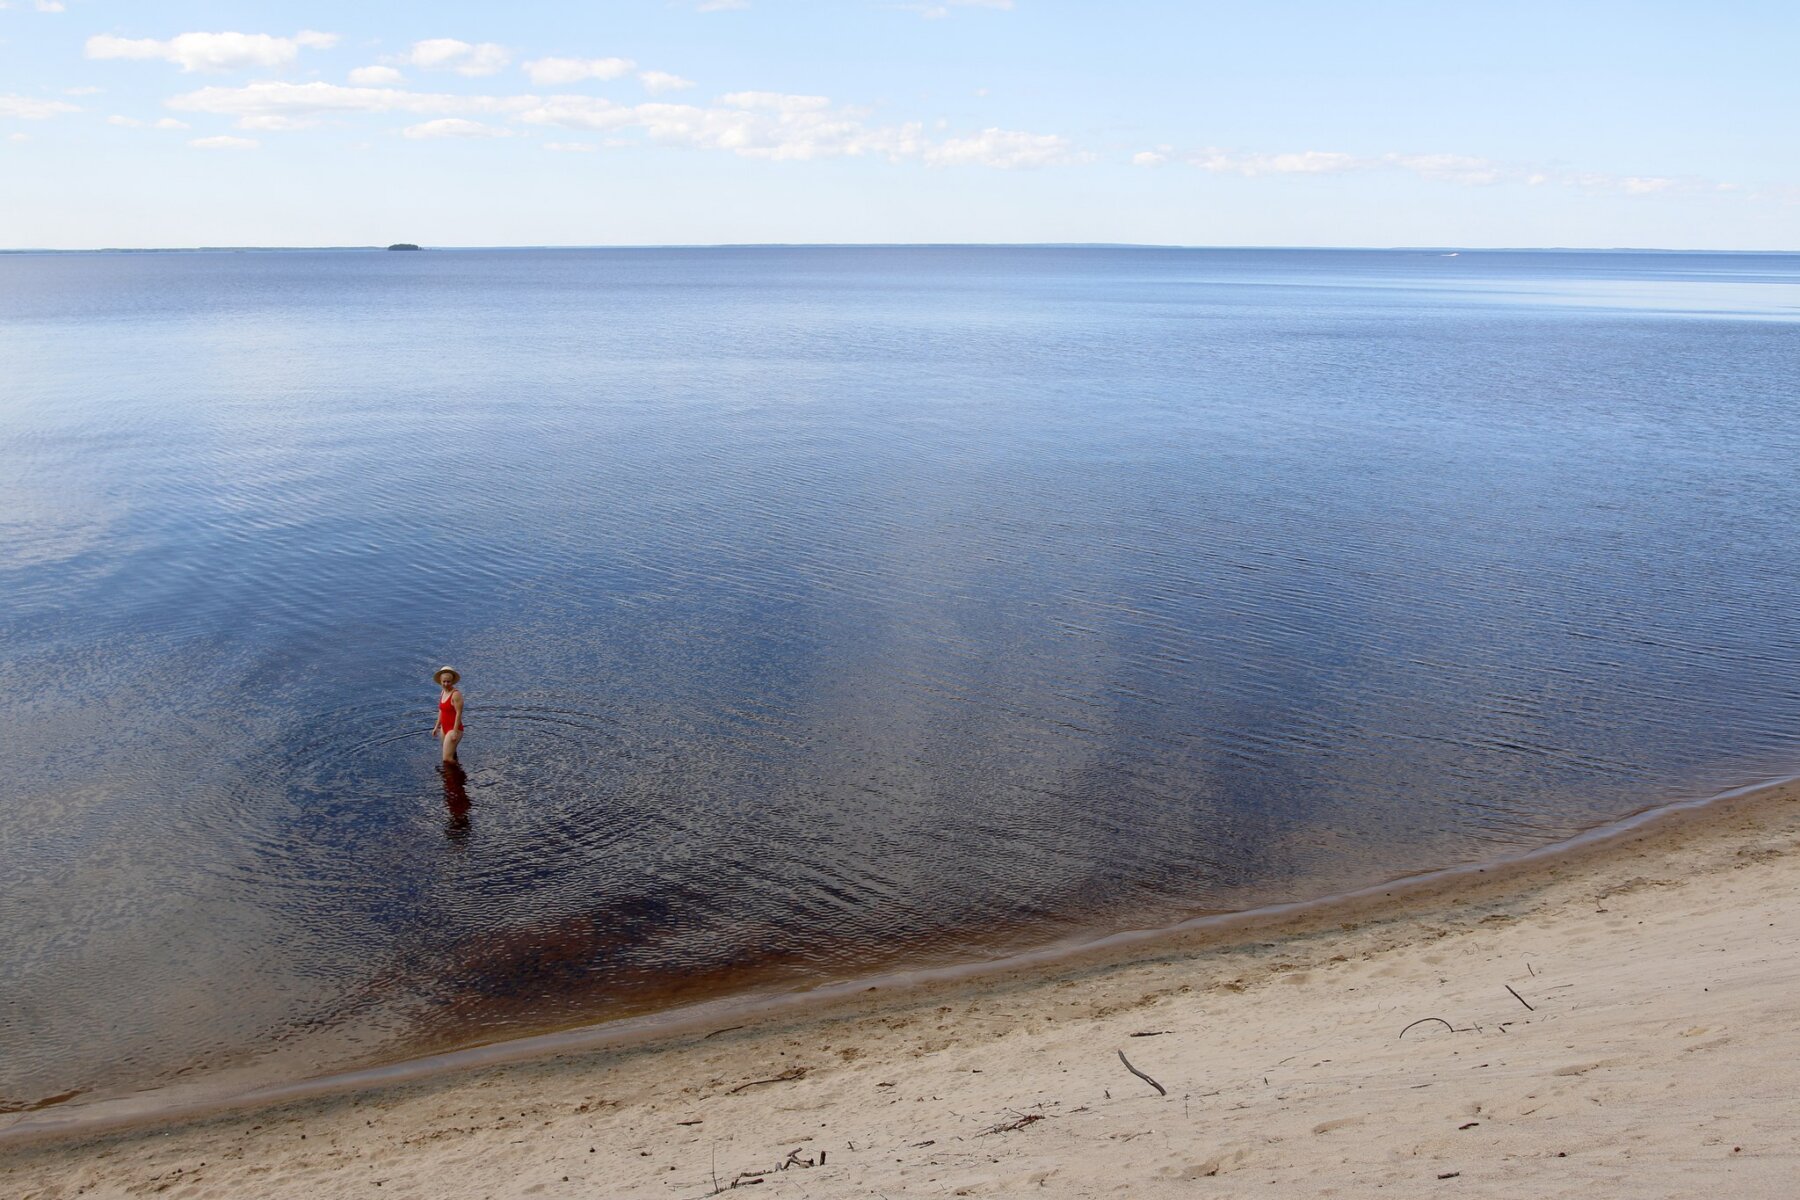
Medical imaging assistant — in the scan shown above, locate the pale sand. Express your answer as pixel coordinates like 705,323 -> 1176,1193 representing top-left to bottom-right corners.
5,780 -> 1798,1198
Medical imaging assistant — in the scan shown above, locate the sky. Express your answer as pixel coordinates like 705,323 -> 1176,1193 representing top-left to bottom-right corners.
1,1 -> 1797,249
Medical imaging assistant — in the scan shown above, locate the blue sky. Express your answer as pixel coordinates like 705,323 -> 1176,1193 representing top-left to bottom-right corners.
2,1 -> 1796,248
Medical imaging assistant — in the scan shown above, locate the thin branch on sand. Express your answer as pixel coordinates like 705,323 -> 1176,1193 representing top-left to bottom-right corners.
725,1066 -> 808,1095
1117,1049 -> 1167,1096
1505,984 -> 1536,1011
979,1110 -> 1046,1136
1398,1017 -> 1459,1039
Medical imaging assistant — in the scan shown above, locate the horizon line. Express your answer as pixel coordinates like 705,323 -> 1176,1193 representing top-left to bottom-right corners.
4,242 -> 1798,255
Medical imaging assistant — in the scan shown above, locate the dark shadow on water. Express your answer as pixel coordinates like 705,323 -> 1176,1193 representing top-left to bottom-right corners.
440,762 -> 471,841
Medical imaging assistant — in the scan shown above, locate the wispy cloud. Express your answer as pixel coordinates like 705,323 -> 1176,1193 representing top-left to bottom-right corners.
521,56 -> 635,86
0,94 -> 81,119
348,65 -> 404,86
107,114 -> 189,129
895,0 -> 1014,17
517,90 -> 1074,165
189,134 -> 258,150
639,70 -> 696,95
85,30 -> 338,74
164,80 -> 1078,169
167,81 -> 520,119
235,114 -> 318,131
1190,148 -> 1363,177
1165,144 -> 1751,199
402,117 -> 512,139
924,127 -> 1080,168
696,0 -> 750,10
401,38 -> 510,77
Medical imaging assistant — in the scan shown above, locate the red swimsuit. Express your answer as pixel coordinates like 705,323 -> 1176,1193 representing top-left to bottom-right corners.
439,689 -> 464,733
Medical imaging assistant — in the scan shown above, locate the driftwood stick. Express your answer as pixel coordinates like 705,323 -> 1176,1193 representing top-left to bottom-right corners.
1117,1049 -> 1167,1096
1505,985 -> 1535,1012
978,1111 -> 1045,1136
1398,1017 -> 1457,1039
725,1067 -> 808,1095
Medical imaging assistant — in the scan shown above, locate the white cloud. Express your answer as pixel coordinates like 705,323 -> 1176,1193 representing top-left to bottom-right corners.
511,96 -> 633,131
8,132 -> 30,142
720,91 -> 832,113
85,30 -> 339,74
1131,150 -> 1166,168
639,70 -> 695,95
697,0 -> 749,9
923,127 -> 1080,168
403,38 -> 510,77
64,86 -> 104,96
521,56 -> 635,86
36,1 -> 66,11
1193,148 -> 1364,176
1383,152 -> 1503,186
0,94 -> 80,119
167,81 -> 1079,169
189,134 -> 258,150
1193,146 -> 1505,185
235,114 -> 316,131
543,140 -> 598,152
1170,142 -> 1739,200
167,80 -> 528,119
348,65 -> 404,86
402,117 -> 510,139
107,114 -> 190,129
897,0 -> 1012,16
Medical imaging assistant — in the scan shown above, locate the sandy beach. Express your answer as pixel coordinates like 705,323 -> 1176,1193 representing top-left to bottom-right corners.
5,779 -> 1797,1198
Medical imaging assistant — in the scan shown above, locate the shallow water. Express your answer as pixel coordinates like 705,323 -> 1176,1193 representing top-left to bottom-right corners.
3,246 -> 1798,1117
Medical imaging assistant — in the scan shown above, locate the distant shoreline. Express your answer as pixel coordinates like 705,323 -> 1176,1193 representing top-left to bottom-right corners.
5,243 -> 1798,255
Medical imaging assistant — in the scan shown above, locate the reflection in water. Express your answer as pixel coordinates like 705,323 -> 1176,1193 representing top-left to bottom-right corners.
441,762 -> 471,839
3,247 -> 1800,1123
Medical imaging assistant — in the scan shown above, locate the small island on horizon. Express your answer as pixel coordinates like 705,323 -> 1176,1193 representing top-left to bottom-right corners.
386,243 -> 422,252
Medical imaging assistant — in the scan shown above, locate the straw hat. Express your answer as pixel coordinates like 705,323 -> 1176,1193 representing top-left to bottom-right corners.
434,665 -> 461,685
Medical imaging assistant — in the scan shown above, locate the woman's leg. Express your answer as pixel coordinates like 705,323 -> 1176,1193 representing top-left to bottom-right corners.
442,729 -> 462,763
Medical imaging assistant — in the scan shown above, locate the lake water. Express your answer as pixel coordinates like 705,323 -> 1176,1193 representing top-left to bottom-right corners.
3,246 -> 1798,1123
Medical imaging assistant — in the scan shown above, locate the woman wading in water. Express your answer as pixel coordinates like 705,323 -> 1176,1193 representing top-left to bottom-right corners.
432,666 -> 466,764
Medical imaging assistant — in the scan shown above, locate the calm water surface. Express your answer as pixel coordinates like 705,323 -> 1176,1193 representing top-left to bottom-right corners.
2,247 -> 1798,1119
